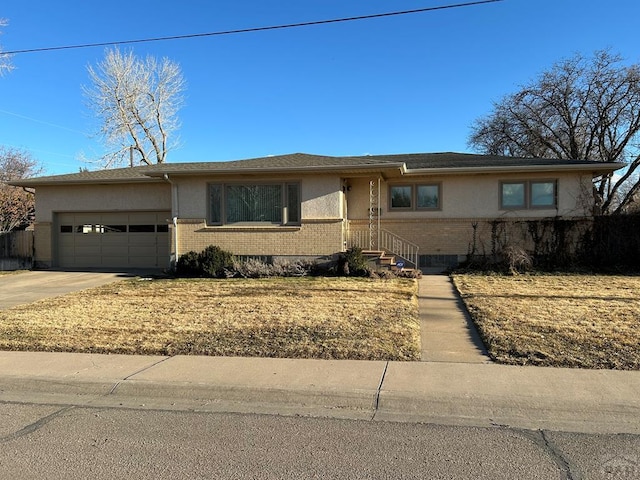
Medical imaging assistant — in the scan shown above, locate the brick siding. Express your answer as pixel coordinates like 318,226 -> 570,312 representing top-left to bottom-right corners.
174,219 -> 345,257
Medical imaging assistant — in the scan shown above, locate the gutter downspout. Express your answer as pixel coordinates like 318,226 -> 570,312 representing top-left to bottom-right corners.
163,174 -> 179,271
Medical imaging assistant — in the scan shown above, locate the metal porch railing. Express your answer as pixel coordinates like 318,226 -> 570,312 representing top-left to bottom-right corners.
347,228 -> 419,269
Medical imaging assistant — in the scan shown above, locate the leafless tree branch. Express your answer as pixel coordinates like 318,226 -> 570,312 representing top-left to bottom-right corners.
0,18 -> 14,76
0,147 -> 41,233
83,47 -> 185,168
469,50 -> 640,214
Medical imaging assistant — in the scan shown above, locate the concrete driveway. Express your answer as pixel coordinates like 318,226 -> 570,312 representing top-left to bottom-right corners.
0,270 -> 145,310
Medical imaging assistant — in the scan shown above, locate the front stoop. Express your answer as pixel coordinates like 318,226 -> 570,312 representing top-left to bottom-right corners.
362,250 -> 421,277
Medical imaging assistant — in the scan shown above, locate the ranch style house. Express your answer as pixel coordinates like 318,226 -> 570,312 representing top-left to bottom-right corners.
12,152 -> 621,271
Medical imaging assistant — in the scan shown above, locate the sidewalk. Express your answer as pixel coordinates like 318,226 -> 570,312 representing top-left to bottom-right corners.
417,275 -> 489,363
1,351 -> 639,434
0,274 -> 638,435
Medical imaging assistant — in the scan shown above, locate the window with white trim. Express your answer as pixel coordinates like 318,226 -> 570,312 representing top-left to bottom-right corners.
209,182 -> 301,225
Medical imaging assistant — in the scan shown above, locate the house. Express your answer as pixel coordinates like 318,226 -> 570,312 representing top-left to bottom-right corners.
12,152 -> 621,271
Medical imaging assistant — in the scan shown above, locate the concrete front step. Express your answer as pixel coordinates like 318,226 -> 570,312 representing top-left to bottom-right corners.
362,250 -> 396,266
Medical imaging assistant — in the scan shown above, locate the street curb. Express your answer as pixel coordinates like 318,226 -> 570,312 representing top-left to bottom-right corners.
0,376 -> 379,420
112,378 -> 378,414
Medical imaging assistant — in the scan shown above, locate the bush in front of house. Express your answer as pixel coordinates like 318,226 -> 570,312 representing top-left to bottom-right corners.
233,257 -> 316,278
199,245 -> 234,278
175,250 -> 201,277
176,245 -> 234,278
233,258 -> 274,278
337,247 -> 371,277
177,247 -> 320,278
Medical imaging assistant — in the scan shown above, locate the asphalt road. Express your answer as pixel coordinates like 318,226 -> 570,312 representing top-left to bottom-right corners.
0,402 -> 638,479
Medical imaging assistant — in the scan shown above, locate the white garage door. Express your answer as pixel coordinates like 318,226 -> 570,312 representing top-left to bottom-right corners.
56,212 -> 171,269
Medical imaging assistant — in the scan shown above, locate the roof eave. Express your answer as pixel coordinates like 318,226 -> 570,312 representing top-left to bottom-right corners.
146,162 -> 407,178
8,177 -> 164,187
404,162 -> 625,176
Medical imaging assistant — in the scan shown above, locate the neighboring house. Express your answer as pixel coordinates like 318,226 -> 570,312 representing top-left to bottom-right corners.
11,152 -> 621,271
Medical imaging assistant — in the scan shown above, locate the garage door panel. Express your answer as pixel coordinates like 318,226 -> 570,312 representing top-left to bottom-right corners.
74,245 -> 102,256
129,256 -> 157,267
75,233 -> 102,246
58,236 -> 75,248
56,211 -> 170,269
101,255 -> 130,266
101,235 -> 128,246
101,245 -> 128,256
128,234 -> 156,245
129,245 -> 158,256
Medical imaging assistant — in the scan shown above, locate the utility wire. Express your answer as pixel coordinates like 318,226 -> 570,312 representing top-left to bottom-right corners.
3,0 -> 502,55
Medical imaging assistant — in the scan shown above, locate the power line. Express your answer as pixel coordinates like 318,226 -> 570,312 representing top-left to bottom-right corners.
3,0 -> 503,55
0,109 -> 87,135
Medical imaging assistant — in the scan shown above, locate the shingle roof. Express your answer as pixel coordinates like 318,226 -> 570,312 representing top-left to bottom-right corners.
381,152 -> 615,169
11,152 -> 622,186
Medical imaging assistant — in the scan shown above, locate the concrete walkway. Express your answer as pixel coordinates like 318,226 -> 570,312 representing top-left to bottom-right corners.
418,275 -> 490,363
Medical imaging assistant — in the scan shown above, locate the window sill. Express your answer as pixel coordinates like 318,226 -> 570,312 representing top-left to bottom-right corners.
197,225 -> 302,232
500,206 -> 558,211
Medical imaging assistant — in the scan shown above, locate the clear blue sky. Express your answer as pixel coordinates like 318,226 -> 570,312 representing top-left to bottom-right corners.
1,0 -> 639,175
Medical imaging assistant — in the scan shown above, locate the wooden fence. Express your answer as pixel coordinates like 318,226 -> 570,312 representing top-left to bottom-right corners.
0,230 -> 34,270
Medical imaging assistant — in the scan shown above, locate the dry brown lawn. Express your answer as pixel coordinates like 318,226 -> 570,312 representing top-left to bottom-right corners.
453,273 -> 640,370
0,276 -> 420,361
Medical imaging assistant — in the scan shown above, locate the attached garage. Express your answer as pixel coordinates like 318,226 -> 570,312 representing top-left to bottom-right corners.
56,211 -> 171,269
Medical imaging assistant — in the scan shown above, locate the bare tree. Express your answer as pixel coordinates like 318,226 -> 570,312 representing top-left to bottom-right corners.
468,50 -> 640,214
0,18 -> 14,76
0,148 -> 41,233
84,47 -> 185,168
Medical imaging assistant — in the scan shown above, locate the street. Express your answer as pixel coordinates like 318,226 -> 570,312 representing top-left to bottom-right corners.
0,401 -> 638,479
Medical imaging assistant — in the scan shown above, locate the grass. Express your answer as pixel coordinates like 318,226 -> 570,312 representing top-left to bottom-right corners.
0,276 -> 420,361
453,273 -> 640,370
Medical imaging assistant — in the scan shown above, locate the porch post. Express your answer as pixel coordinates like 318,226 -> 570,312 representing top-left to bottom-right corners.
369,178 -> 381,250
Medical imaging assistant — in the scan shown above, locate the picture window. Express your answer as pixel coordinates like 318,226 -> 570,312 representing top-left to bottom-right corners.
209,182 -> 301,226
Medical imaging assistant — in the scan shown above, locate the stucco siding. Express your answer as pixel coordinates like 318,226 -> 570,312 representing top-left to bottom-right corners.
35,183 -> 171,222
174,174 -> 343,221
346,172 -> 593,220
32,222 -> 52,268
301,175 -> 343,219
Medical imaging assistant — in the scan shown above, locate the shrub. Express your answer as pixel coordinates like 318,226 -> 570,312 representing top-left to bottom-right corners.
176,245 -> 234,278
233,257 -> 316,278
275,258 -> 314,277
199,245 -> 234,278
234,258 -> 274,278
176,250 -> 201,277
501,245 -> 533,275
337,247 -> 371,277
